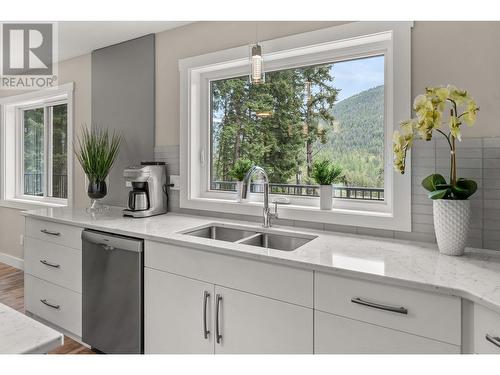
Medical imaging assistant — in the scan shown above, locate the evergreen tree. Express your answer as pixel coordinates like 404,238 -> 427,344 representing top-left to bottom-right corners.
211,64 -> 341,187
299,66 -> 339,181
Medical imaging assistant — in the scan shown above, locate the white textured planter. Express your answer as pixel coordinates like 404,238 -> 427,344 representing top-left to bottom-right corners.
319,185 -> 333,210
433,199 -> 471,256
235,181 -> 243,202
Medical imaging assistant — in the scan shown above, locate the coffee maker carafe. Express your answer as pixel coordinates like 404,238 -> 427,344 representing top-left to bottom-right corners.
123,162 -> 167,218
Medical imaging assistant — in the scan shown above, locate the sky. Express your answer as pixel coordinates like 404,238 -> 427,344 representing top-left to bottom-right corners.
331,54 -> 384,102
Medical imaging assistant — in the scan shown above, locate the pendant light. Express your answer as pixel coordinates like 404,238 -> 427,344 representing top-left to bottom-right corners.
250,23 -> 264,84
250,44 -> 264,84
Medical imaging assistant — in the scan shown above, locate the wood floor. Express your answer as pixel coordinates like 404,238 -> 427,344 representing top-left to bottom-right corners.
0,262 -> 93,354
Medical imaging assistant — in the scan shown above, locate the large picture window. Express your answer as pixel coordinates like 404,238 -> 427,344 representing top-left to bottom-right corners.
180,22 -> 412,231
210,55 -> 385,201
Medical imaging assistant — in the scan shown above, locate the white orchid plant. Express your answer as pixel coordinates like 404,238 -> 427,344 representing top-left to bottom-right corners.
393,85 -> 479,200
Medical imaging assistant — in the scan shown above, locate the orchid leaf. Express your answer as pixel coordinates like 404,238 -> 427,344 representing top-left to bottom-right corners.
452,178 -> 478,199
435,183 -> 451,190
422,174 -> 447,192
428,188 -> 451,200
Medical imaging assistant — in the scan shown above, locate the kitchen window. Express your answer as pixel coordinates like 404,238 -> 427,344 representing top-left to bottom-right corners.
180,22 -> 412,231
210,55 -> 385,203
0,83 -> 74,208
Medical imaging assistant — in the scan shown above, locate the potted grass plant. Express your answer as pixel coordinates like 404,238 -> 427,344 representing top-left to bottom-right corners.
393,85 -> 479,256
229,158 -> 254,202
312,159 -> 343,210
74,126 -> 122,209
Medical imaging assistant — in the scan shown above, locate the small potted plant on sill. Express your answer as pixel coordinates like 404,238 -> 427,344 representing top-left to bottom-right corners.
229,158 -> 254,202
393,85 -> 479,256
312,159 -> 343,210
75,125 -> 122,211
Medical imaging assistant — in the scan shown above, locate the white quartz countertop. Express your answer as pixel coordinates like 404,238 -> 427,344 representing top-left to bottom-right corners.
0,302 -> 63,354
23,207 -> 500,314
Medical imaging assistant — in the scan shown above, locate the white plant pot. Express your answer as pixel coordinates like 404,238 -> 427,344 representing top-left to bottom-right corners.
319,185 -> 333,210
433,199 -> 471,256
235,181 -> 243,202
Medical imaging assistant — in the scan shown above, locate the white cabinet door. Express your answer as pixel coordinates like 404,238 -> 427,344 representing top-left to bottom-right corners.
145,268 -> 214,354
315,311 -> 460,354
214,286 -> 313,354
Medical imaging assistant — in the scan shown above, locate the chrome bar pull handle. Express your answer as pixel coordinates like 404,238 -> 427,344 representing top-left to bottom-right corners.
40,259 -> 60,268
40,229 -> 61,237
486,334 -> 500,348
351,297 -> 408,315
215,294 -> 223,344
99,243 -> 115,251
40,299 -> 60,310
203,291 -> 210,339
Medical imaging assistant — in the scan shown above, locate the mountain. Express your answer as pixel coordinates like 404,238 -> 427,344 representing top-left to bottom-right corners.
330,85 -> 384,155
315,85 -> 385,187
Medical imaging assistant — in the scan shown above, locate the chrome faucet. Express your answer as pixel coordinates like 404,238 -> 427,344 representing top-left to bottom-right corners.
241,166 -> 278,228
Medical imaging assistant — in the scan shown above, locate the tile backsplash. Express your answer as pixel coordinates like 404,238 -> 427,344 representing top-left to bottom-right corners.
155,137 -> 500,251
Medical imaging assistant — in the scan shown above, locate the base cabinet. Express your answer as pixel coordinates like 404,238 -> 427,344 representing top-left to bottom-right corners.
314,311 -> 460,354
145,268 -> 214,354
214,286 -> 313,354
24,218 -> 82,338
144,267 -> 313,354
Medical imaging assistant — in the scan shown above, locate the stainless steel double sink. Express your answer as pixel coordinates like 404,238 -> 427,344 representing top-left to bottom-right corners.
182,224 -> 317,251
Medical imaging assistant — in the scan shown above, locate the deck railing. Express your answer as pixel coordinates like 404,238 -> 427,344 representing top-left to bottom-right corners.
24,173 -> 68,198
211,181 -> 384,201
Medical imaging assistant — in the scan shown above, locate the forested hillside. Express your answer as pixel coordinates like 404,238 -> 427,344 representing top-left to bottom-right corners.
315,85 -> 384,188
211,67 -> 385,190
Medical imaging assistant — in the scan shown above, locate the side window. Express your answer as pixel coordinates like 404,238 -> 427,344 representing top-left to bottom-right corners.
22,103 -> 68,199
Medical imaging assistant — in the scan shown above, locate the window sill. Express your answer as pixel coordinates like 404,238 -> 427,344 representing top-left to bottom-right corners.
180,197 -> 410,232
0,198 -> 67,211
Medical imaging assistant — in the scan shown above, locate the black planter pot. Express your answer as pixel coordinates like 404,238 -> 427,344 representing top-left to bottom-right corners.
87,180 -> 107,200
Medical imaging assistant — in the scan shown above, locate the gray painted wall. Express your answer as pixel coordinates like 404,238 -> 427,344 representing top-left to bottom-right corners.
92,34 -> 155,206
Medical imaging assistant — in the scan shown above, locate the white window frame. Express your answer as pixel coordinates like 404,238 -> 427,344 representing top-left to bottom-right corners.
0,82 -> 74,209
179,22 -> 412,231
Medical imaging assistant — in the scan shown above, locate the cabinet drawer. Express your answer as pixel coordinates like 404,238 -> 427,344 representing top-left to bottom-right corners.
315,272 -> 461,345
26,218 -> 82,250
25,274 -> 82,337
145,241 -> 313,307
25,237 -> 82,293
474,304 -> 500,354
315,311 -> 459,354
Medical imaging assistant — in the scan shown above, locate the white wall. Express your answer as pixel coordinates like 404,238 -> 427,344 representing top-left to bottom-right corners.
412,21 -> 500,138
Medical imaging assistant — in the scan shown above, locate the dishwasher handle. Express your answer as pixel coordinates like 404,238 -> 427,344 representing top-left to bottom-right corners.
82,230 -> 143,253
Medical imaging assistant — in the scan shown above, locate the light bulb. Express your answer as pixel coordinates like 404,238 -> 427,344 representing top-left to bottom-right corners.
250,44 -> 264,84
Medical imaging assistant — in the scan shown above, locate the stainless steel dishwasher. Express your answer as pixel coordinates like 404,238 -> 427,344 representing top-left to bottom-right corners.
82,229 -> 144,354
